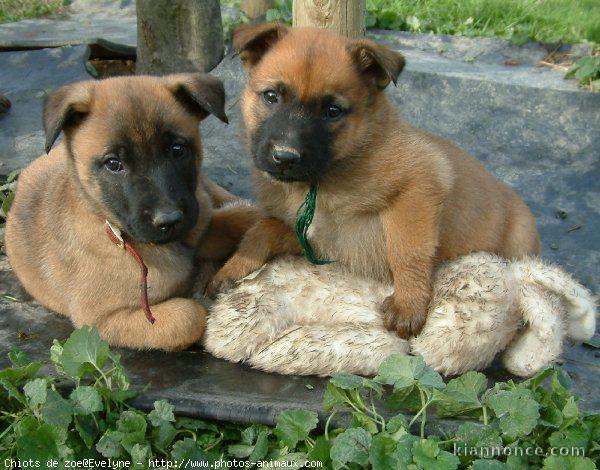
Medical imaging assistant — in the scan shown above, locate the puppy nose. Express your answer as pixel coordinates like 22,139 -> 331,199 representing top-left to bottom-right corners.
272,145 -> 301,165
152,209 -> 184,232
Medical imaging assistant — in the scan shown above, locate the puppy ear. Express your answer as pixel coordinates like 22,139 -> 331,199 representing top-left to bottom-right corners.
232,22 -> 288,68
43,81 -> 93,153
165,73 -> 228,124
347,39 -> 405,89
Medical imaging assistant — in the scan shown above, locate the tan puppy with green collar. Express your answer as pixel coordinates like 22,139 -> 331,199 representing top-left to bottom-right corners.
208,23 -> 541,339
6,74 -> 257,351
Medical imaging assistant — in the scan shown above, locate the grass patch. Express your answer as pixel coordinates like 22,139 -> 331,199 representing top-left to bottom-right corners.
0,0 -> 68,23
366,0 -> 600,46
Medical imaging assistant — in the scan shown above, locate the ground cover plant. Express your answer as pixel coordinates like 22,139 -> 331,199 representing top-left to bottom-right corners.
1,326 -> 598,468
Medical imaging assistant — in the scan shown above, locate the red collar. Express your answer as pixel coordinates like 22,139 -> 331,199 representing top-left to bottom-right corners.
104,221 -> 156,324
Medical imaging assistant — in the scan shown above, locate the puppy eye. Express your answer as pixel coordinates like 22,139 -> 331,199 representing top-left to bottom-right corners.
104,157 -> 124,173
324,104 -> 344,120
171,142 -> 187,159
262,90 -> 279,105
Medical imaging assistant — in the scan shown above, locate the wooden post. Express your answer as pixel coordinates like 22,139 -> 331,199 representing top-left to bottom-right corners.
242,0 -> 275,19
293,0 -> 366,38
136,0 -> 224,75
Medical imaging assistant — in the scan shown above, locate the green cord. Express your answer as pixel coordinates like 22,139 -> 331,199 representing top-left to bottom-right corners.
294,184 -> 333,265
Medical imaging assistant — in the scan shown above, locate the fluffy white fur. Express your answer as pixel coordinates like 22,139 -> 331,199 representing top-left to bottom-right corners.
204,253 -> 596,377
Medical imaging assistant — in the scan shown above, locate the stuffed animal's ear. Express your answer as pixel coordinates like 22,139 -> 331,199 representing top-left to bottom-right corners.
347,39 -> 405,89
165,73 -> 228,124
232,22 -> 288,69
43,81 -> 93,153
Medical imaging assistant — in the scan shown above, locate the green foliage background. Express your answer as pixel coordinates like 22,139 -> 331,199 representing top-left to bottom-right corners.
1,327 -> 599,468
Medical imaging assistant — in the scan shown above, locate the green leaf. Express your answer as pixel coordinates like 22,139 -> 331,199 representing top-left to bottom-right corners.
171,438 -> 210,464
375,354 -> 445,392
60,326 -> 110,378
249,430 -> 269,462
323,382 -> 348,411
369,433 -> 401,470
148,399 -> 175,426
16,424 -> 59,463
8,349 -> 29,367
542,455 -> 597,469
96,430 -> 123,458
331,372 -> 383,396
434,371 -> 487,417
70,386 -> 103,415
23,378 -> 47,407
151,422 -> 177,450
40,389 -> 73,430
228,443 -> 254,458
115,410 -> 147,453
330,427 -> 372,467
307,435 -> 331,464
130,443 -> 151,468
488,389 -> 540,438
74,414 -> 98,449
274,409 -> 318,450
412,438 -> 460,469
456,422 -> 502,449
548,426 -> 590,452
175,417 -> 219,433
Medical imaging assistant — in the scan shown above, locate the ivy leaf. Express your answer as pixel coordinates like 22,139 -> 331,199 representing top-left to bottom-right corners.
488,389 -> 540,438
323,382 -> 348,411
375,354 -> 445,392
8,349 -> 29,367
130,443 -> 151,469
70,386 -> 103,415
330,428 -> 372,467
96,430 -> 123,458
369,433 -> 401,470
542,455 -> 597,469
434,371 -> 487,417
249,431 -> 269,462
40,389 -> 73,430
454,422 -> 502,461
59,326 -> 110,378
23,378 -> 48,407
16,424 -> 59,463
148,399 -> 175,426
116,410 -> 147,453
412,439 -> 460,469
274,409 -> 318,450
307,435 -> 331,464
331,372 -> 383,397
171,438 -> 210,464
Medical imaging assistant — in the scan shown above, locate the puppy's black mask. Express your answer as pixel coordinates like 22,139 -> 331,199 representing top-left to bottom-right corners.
93,127 -> 199,245
251,100 -> 334,183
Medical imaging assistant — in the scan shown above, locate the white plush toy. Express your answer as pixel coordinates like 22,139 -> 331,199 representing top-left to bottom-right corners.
204,252 -> 596,378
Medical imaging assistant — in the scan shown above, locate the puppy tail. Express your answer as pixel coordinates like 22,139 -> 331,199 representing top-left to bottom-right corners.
511,258 -> 597,343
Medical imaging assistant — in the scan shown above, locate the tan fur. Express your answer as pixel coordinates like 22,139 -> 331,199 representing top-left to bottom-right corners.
5,75 -> 255,351
209,25 -> 540,338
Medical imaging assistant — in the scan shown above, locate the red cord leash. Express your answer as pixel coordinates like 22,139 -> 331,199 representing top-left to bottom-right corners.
104,221 -> 156,324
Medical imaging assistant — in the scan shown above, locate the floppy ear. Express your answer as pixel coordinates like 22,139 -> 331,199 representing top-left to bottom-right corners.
232,22 -> 288,69
165,73 -> 228,124
347,39 -> 406,89
43,81 -> 93,153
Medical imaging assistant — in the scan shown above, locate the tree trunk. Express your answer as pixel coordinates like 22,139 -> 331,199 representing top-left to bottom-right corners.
242,0 -> 275,19
293,0 -> 366,38
136,0 -> 224,75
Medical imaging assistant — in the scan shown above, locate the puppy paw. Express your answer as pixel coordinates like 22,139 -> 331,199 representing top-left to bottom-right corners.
205,273 -> 237,298
381,295 -> 427,339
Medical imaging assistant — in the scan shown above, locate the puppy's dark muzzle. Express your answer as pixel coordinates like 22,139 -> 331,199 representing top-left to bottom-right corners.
272,146 -> 301,165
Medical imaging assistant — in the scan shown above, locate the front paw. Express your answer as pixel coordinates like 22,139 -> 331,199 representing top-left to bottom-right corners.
381,295 -> 427,339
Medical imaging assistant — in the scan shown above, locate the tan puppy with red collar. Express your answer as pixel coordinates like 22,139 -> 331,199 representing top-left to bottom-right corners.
6,73 -> 257,351
208,23 -> 541,339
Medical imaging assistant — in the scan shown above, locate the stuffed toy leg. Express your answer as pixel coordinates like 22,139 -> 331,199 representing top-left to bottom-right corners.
204,253 -> 596,377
